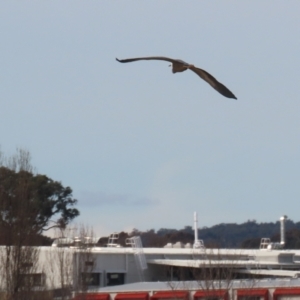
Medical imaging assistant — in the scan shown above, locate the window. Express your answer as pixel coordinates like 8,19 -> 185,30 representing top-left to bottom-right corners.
81,273 -> 101,286
106,273 -> 125,286
21,262 -> 33,268
85,261 -> 94,267
239,297 -> 260,300
21,273 -> 44,287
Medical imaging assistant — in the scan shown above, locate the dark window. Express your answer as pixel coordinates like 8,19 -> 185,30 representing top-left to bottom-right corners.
106,273 -> 125,286
21,262 -> 33,268
239,297 -> 260,300
81,273 -> 100,286
21,273 -> 43,286
85,261 -> 94,267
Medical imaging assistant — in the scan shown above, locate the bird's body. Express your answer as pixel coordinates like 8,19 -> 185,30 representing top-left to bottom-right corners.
116,56 -> 237,99
170,60 -> 191,73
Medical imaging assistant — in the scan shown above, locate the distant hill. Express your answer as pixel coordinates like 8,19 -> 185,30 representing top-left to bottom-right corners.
126,219 -> 300,249
42,219 -> 300,249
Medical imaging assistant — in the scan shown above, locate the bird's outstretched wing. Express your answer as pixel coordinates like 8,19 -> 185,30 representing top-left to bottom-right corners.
116,56 -> 237,99
116,56 -> 188,65
189,66 -> 237,99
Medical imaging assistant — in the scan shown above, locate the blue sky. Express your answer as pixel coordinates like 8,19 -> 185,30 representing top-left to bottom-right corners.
1,1 -> 300,236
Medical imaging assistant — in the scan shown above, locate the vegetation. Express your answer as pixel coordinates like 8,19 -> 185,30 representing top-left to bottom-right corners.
97,220 -> 300,249
0,149 -> 79,245
0,148 -> 79,300
1,148 -> 300,300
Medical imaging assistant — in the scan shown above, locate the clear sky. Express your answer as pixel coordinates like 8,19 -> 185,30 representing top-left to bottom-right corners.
1,1 -> 300,237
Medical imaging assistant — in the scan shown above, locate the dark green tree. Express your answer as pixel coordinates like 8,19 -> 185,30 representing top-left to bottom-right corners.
0,148 -> 79,244
0,167 -> 79,240
0,148 -> 79,299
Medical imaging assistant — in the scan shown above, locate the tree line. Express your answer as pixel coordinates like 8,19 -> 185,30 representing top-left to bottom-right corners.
97,220 -> 300,249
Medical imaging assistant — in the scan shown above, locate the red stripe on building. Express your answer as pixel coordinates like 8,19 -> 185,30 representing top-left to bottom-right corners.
237,289 -> 269,300
151,291 -> 189,300
115,292 -> 149,300
273,288 -> 300,300
74,293 -> 110,300
194,290 -> 228,300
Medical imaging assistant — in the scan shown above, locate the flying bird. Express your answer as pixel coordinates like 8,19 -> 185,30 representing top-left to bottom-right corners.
116,56 -> 237,99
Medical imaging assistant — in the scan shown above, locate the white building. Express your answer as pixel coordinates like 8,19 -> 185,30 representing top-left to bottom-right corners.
1,214 -> 300,299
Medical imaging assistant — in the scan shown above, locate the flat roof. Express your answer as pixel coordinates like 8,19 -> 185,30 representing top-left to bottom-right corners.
87,278 -> 300,293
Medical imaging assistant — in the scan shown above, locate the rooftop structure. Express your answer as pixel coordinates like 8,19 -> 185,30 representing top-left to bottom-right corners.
1,214 -> 298,299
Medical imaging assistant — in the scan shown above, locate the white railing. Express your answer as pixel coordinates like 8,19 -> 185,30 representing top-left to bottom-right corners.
126,236 -> 147,281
